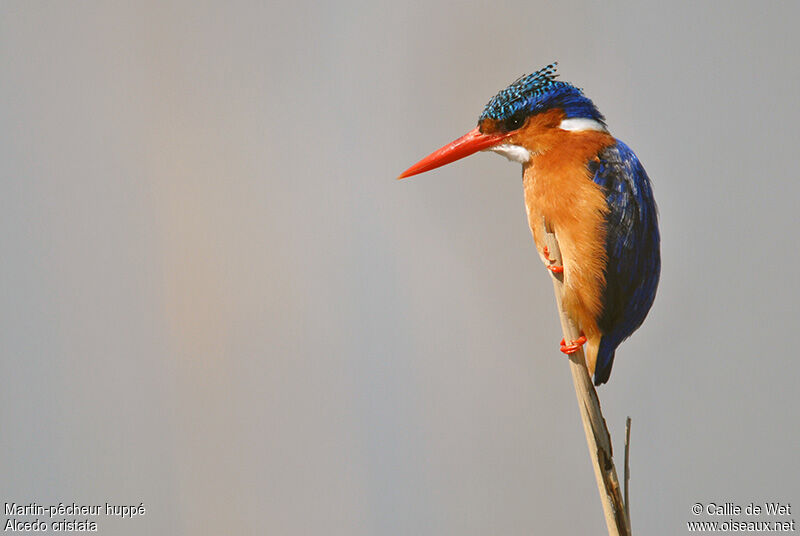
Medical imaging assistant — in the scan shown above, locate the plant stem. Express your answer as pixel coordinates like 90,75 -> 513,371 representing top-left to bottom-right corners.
543,225 -> 631,536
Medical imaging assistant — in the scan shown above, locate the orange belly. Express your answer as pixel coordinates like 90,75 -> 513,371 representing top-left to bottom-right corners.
520,129 -> 615,375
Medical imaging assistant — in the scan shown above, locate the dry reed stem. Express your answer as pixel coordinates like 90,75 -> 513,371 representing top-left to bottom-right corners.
543,224 -> 631,536
625,416 -> 632,531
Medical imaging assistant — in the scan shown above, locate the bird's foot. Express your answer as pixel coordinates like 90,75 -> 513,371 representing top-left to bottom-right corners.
542,246 -> 564,274
560,333 -> 587,355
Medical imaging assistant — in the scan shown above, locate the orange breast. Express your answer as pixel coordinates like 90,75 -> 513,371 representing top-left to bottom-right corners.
512,112 -> 615,374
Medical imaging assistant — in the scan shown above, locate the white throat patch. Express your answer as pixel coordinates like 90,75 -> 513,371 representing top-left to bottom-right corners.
558,118 -> 607,132
488,144 -> 531,164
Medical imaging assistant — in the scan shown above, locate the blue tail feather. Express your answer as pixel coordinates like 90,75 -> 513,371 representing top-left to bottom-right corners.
593,336 -> 618,386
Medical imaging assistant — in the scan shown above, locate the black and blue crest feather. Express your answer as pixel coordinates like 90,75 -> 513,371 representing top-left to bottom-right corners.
480,63 -> 606,125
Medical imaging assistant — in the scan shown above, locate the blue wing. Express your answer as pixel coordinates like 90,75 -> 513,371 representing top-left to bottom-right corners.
588,141 -> 660,385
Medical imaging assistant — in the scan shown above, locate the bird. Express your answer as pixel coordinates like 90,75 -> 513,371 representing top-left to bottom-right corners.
398,63 -> 660,385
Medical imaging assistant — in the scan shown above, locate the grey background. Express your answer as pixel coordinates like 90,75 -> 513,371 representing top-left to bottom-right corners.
2,2 -> 798,535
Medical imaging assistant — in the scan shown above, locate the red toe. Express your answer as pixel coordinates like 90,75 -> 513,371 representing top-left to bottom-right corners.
559,334 -> 587,355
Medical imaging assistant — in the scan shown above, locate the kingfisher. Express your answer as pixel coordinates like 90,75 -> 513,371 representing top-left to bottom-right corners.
398,63 -> 660,385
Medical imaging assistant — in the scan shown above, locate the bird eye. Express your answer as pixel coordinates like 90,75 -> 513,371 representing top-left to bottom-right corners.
503,113 -> 526,131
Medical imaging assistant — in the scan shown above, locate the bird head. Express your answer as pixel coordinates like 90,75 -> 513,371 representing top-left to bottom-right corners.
398,63 -> 606,179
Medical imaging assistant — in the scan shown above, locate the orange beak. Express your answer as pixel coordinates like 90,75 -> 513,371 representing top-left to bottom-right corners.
397,127 -> 511,179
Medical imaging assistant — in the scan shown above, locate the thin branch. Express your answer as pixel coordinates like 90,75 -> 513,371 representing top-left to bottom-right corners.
543,225 -> 630,536
624,416 -> 632,531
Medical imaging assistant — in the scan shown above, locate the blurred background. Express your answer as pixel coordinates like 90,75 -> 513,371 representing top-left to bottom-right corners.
2,2 -> 798,534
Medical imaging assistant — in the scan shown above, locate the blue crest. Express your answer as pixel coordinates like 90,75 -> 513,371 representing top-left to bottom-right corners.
479,63 -> 605,125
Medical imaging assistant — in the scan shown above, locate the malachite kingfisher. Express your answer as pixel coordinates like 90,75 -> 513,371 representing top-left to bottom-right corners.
399,63 -> 660,385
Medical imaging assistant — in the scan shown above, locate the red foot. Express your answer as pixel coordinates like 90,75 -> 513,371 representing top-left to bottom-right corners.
542,246 -> 564,273
560,333 -> 587,355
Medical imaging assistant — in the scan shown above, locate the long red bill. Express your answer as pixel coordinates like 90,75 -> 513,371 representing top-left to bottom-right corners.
397,127 -> 510,179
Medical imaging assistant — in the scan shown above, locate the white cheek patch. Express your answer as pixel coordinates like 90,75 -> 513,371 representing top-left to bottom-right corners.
558,118 -> 607,132
488,144 -> 531,164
